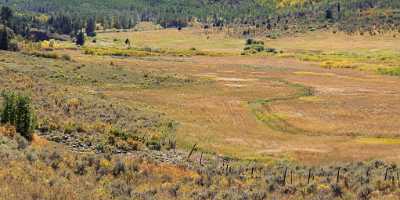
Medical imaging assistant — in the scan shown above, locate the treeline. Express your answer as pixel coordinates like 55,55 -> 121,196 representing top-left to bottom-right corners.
1,0 -> 400,44
2,0 -> 399,29
267,0 -> 400,35
0,0 -> 273,30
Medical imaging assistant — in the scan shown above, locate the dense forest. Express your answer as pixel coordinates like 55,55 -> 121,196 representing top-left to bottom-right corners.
0,0 -> 400,48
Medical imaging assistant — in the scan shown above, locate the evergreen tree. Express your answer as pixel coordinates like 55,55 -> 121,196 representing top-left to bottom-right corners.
114,16 -> 122,29
0,91 -> 36,141
15,94 -> 35,141
0,27 -> 9,50
1,91 -> 16,124
86,17 -> 96,37
76,31 -> 85,46
0,6 -> 13,24
49,14 -> 76,35
325,9 -> 333,20
120,15 -> 129,29
1,0 -> 400,38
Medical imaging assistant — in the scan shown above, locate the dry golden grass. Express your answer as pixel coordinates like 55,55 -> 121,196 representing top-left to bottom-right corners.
4,28 -> 400,199
5,28 -> 400,165
266,30 -> 400,52
95,28 -> 244,54
54,36 -> 400,165
268,30 -> 400,75
0,125 -> 16,138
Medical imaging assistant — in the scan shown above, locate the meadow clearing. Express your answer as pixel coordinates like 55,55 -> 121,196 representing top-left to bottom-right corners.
40,27 -> 400,164
3,26 -> 400,199
2,0 -> 400,197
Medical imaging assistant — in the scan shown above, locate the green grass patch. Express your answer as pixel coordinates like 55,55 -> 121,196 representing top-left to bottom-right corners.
377,67 -> 400,76
279,50 -> 400,74
248,78 -> 314,134
22,51 -> 71,61
356,137 -> 400,145
83,46 -> 229,57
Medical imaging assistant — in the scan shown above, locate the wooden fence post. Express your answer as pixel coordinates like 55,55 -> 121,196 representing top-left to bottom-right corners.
307,168 -> 312,184
290,170 -> 293,185
199,152 -> 203,165
283,167 -> 288,186
187,143 -> 197,160
385,167 -> 389,181
337,167 -> 341,183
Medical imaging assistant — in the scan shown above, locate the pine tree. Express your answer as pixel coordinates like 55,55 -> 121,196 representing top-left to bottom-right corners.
325,9 -> 333,20
86,17 -> 96,37
76,31 -> 85,46
1,91 -> 16,124
0,6 -> 13,25
15,95 -> 35,141
1,91 -> 35,141
0,27 -> 9,50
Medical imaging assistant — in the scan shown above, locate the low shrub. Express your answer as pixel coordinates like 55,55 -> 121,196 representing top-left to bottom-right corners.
75,161 -> 87,175
320,61 -> 357,69
61,54 -> 72,61
8,40 -> 20,52
243,39 -> 278,55
24,51 -> 60,59
330,184 -> 344,198
110,127 -> 129,140
265,47 -> 278,53
146,140 -> 161,150
250,44 -> 265,52
246,38 -> 264,45
113,160 -> 126,176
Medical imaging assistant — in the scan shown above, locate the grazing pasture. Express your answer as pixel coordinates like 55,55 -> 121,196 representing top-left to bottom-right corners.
33,28 -> 400,164
3,27 -> 400,199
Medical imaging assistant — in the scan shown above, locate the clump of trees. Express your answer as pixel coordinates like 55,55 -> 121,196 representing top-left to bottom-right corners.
1,0 -> 399,45
0,5 -> 96,49
0,6 -> 18,51
0,6 -> 13,26
242,38 -> 277,55
0,91 -> 36,141
0,25 -> 18,51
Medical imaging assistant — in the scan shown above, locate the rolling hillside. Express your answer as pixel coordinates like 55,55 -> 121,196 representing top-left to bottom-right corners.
2,0 -> 400,199
1,0 -> 400,35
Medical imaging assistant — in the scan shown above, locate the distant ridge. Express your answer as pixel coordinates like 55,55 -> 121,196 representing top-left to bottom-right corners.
1,0 -> 399,36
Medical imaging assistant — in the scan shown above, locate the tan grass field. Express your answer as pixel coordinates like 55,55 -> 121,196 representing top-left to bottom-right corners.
96,28 -> 244,53
44,28 -> 400,165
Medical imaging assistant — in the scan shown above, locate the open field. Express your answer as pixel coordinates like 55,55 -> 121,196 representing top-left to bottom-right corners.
3,27 -> 400,199
23,28 -> 398,165
3,0 -> 400,197
96,28 -> 244,53
268,31 -> 400,73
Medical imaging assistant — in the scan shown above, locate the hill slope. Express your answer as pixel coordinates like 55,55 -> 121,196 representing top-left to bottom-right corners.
1,0 -> 400,35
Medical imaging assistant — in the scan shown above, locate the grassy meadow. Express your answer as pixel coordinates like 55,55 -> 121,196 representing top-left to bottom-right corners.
72,28 -> 400,162
2,26 -> 400,199
10,27 -> 400,163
